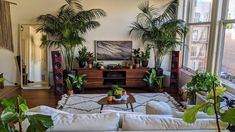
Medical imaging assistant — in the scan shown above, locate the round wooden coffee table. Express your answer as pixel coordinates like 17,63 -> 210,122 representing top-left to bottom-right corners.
97,94 -> 136,113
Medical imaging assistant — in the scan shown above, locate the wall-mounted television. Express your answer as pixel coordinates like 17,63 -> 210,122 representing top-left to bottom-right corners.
95,41 -> 132,61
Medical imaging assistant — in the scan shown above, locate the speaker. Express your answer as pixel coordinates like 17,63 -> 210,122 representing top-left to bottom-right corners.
170,51 -> 180,94
51,51 -> 65,95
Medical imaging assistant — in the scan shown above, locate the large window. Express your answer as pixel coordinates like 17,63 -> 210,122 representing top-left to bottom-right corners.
219,0 -> 235,87
183,0 -> 212,71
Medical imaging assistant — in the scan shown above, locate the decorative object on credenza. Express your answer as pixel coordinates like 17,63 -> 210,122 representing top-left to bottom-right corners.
87,52 -> 94,69
107,64 -> 122,69
95,62 -> 104,70
129,0 -> 188,75
51,51 -> 65,95
0,73 -> 5,89
141,44 -> 151,67
132,48 -> 141,68
76,46 -> 88,68
37,0 -> 106,71
96,41 -> 132,61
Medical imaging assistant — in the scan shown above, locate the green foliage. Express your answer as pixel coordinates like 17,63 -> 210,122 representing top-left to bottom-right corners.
129,0 -> 188,68
37,0 -> 106,71
112,85 -> 124,95
143,69 -> 160,87
66,74 -> 86,90
95,62 -> 104,68
183,86 -> 235,127
141,44 -> 151,61
87,52 -> 94,64
107,91 -> 113,96
186,70 -> 221,99
0,76 -> 5,83
132,48 -> 141,58
76,46 -> 88,62
0,96 -> 53,132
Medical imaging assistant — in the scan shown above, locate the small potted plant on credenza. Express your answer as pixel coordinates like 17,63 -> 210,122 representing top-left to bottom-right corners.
76,46 -> 88,68
87,52 -> 94,69
141,44 -> 151,67
132,48 -> 141,68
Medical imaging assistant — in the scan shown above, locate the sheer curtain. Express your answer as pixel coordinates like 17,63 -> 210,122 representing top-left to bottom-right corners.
0,1 -> 14,52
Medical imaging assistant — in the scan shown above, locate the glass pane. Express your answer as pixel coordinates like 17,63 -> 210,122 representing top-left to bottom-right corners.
227,0 -> 235,19
220,23 -> 235,83
190,0 -> 212,23
183,25 -> 210,71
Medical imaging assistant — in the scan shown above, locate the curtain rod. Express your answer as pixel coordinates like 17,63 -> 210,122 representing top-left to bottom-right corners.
1,0 -> 17,5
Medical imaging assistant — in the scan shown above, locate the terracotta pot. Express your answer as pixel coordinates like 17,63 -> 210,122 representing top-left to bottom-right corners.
88,64 -> 93,69
129,65 -> 133,69
107,96 -> 113,102
67,90 -> 74,96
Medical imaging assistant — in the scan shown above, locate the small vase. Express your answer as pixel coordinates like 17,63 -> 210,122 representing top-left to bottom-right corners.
129,65 -> 133,69
135,64 -> 140,68
67,90 -> 74,96
88,64 -> 93,69
107,96 -> 113,102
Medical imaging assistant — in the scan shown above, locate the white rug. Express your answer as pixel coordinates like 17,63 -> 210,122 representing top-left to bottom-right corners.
57,92 -> 183,114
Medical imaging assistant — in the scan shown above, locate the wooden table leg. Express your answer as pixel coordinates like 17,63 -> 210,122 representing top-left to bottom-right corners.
126,103 -> 129,109
130,103 -> 134,112
100,104 -> 104,113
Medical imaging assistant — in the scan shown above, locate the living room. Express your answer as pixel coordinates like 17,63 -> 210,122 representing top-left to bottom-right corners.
0,0 -> 235,131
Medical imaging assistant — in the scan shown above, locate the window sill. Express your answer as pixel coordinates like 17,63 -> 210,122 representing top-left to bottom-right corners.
220,78 -> 235,95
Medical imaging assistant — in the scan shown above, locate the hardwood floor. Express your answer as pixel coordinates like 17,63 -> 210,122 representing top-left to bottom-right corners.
20,87 -> 151,108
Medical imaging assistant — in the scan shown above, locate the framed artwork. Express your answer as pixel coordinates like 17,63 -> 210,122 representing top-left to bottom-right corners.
96,41 -> 132,61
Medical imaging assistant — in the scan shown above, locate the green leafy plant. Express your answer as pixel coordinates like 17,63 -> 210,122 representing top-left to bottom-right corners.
143,69 -> 160,89
67,74 -> 86,90
107,91 -> 113,96
95,62 -> 104,69
37,0 -> 106,71
183,85 -> 235,132
186,70 -> 221,104
140,44 -> 151,61
129,0 -> 188,69
0,77 -> 5,83
76,46 -> 89,68
132,48 -> 141,64
0,96 -> 53,132
87,52 -> 94,64
111,85 -> 125,98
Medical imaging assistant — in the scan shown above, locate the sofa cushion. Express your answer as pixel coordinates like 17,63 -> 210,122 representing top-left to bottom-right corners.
23,106 -> 120,131
146,101 -> 172,115
122,114 -> 228,131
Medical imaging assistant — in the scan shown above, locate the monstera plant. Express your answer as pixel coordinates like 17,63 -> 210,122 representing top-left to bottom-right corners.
0,96 -> 53,132
37,0 -> 106,71
130,0 -> 188,75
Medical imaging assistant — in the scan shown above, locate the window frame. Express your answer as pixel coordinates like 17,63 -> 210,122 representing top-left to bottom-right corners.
182,0 -> 213,72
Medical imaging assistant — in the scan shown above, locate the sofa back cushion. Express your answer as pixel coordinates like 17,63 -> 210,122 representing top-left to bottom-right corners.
122,114 -> 228,131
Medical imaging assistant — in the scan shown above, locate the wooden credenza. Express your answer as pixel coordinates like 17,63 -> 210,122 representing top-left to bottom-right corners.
77,68 -> 148,88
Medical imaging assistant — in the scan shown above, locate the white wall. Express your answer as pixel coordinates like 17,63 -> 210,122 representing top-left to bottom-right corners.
0,0 -> 172,86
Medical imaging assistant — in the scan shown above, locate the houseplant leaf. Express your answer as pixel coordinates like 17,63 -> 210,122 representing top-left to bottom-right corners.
220,109 -> 235,126
27,114 -> 53,132
208,86 -> 226,99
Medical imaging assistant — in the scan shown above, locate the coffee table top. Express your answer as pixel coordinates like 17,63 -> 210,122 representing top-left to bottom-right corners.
97,94 -> 136,105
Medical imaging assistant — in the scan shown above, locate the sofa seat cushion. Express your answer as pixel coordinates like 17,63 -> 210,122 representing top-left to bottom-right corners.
146,101 -> 172,115
122,114 -> 228,131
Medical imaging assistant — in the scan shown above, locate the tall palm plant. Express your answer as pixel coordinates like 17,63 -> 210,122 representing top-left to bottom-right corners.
129,0 -> 188,69
37,0 -> 106,71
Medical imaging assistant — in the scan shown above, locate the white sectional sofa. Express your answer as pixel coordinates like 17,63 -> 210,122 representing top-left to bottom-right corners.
20,106 -> 229,132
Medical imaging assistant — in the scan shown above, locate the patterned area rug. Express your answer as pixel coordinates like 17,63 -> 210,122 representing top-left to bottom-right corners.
57,92 -> 183,114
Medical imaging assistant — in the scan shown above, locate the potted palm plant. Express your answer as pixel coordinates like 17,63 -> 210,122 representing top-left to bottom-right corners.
141,44 -> 151,67
129,0 -> 188,76
76,46 -> 88,68
37,0 -> 106,72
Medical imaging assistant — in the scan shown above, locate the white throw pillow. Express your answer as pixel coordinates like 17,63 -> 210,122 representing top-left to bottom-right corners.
146,101 -> 172,115
173,111 -> 215,119
122,114 -> 228,131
